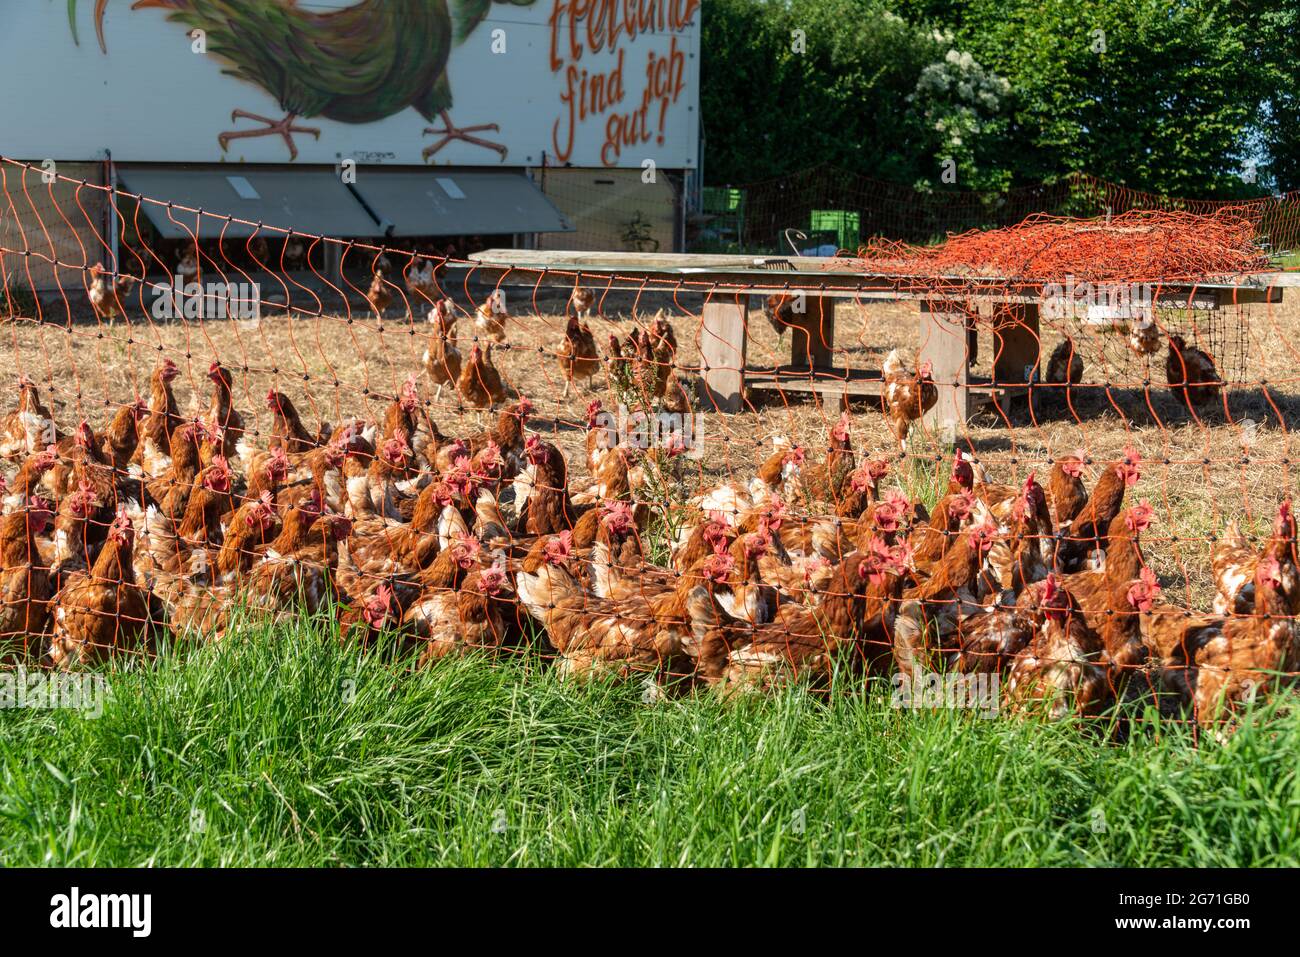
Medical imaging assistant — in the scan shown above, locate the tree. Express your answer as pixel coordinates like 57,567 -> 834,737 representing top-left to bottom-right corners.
701,0 -> 1283,197
906,0 -> 1271,195
1254,2 -> 1300,192
700,0 -> 1012,189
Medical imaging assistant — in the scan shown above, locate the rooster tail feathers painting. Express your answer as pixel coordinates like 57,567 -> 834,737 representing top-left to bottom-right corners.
73,0 -> 537,160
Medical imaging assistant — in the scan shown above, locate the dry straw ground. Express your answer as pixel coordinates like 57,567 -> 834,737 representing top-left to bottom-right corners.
4,274 -> 1298,610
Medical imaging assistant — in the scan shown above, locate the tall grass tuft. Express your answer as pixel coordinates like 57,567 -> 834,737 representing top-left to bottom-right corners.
2,616 -> 1299,866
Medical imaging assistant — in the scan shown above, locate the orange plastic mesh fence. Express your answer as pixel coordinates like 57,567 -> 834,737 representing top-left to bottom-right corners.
854,208 -> 1269,282
2,155 -> 1299,736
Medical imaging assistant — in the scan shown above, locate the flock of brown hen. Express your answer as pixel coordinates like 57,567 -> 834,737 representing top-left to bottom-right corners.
0,283 -> 1286,735
370,269 -> 688,411
1039,325 -> 1224,414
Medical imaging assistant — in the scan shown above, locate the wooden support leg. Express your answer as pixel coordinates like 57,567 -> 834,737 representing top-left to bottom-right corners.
789,295 -> 836,372
701,299 -> 748,413
919,300 -> 972,431
991,302 -> 1041,389
323,240 -> 343,287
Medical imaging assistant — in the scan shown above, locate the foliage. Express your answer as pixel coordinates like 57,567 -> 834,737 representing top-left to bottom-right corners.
1253,3 -> 1300,193
703,0 -> 1295,194
701,0 -> 1013,190
944,0 -> 1267,195
4,621 -> 1300,865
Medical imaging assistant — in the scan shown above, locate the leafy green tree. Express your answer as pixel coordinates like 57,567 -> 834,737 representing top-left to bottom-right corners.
701,0 -> 1012,188
908,33 -> 1014,190
702,0 -> 1294,196
1254,2 -> 1300,192
896,0 -> 1272,195
961,0 -> 1263,195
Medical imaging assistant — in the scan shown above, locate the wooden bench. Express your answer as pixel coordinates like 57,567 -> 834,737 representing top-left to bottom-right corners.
464,249 -> 1290,428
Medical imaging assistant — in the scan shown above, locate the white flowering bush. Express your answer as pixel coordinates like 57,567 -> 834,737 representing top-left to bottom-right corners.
910,39 -> 1013,190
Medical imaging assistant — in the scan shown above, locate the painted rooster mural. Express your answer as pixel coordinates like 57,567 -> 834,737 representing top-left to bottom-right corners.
73,0 -> 534,161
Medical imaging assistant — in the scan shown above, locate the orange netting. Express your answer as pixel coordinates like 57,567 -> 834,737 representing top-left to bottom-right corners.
1,155 -> 1298,742
855,209 -> 1270,283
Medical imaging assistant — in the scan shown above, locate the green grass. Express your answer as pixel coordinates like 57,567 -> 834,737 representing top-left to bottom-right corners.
2,616 -> 1300,866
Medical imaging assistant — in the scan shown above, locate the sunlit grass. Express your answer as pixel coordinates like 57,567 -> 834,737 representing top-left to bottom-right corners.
2,616 -> 1299,867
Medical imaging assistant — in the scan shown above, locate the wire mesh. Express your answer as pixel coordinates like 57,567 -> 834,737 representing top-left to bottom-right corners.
1,155 -> 1298,737
693,164 -> 1300,256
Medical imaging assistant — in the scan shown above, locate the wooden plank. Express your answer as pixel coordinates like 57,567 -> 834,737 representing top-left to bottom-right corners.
469,250 -> 1296,298
458,257 -> 1285,306
919,299 -> 970,430
470,248 -> 801,271
700,300 -> 748,413
748,368 -> 884,397
788,295 -> 835,371
746,370 -> 1017,399
1211,286 -> 1286,305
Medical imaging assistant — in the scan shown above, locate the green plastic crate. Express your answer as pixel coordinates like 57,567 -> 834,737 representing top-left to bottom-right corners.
809,209 -> 861,252
703,187 -> 745,214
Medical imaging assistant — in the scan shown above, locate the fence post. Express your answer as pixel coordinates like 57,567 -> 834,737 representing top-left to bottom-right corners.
920,299 -> 971,429
701,298 -> 748,413
788,293 -> 835,372
991,301 -> 1040,390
